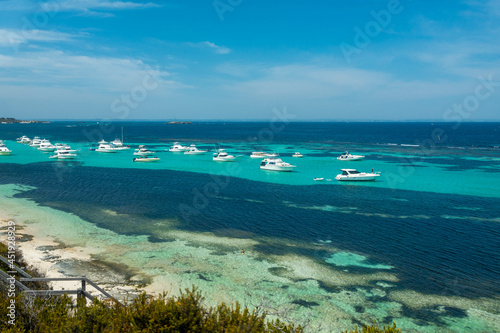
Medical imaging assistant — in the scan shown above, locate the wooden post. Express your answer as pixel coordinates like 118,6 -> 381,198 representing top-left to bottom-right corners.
81,275 -> 86,294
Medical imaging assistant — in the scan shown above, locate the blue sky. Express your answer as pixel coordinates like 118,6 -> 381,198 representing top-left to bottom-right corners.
0,0 -> 499,120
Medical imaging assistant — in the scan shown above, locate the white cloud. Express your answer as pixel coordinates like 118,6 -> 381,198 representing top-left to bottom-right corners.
0,0 -> 160,14
186,41 -> 231,55
40,0 -> 161,13
0,29 -> 78,46
0,50 -> 181,92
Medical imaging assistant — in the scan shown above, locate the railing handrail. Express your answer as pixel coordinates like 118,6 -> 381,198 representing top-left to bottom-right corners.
0,254 -> 123,306
0,255 -> 32,278
20,276 -> 120,304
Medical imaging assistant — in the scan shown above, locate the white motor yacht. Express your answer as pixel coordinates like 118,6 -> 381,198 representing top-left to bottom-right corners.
184,145 -> 207,155
335,169 -> 380,181
133,146 -> 154,156
168,142 -> 189,152
0,141 -> 12,156
260,157 -> 296,172
17,136 -> 31,144
49,151 -> 77,159
292,152 -> 304,158
95,143 -> 117,153
337,151 -> 365,161
213,149 -> 236,162
29,137 -> 42,147
133,156 -> 160,162
38,141 -> 57,152
55,145 -> 77,153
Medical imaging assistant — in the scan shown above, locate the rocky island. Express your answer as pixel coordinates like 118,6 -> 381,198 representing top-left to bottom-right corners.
0,117 -> 50,124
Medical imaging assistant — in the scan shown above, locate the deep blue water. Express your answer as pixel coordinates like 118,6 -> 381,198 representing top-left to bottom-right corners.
1,160 -> 499,300
1,121 -> 499,147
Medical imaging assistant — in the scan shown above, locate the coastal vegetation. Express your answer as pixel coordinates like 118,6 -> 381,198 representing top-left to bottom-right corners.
1,242 -> 400,332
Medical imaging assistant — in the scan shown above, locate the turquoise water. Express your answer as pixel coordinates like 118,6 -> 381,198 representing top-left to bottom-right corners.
2,138 -> 499,198
1,122 -> 500,332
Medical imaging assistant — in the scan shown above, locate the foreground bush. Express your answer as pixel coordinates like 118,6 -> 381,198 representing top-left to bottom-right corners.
0,287 -> 303,332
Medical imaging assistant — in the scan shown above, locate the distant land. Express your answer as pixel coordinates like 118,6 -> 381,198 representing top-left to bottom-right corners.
165,121 -> 193,125
0,117 -> 50,124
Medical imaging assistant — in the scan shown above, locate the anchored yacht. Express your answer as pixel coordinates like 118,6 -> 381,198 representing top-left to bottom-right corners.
335,169 -> 380,181
337,151 -> 365,161
0,141 -> 11,156
260,157 -> 296,172
184,145 -> 207,155
168,142 -> 188,152
213,149 -> 236,162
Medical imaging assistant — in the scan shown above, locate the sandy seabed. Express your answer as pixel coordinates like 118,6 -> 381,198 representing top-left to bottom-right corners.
1,184 -> 500,333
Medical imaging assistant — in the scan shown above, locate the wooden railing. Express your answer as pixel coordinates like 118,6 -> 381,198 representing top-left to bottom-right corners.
0,254 -> 123,306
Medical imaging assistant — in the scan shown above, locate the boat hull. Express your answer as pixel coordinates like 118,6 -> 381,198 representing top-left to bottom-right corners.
260,166 -> 294,172
337,157 -> 364,161
213,157 -> 235,162
133,157 -> 160,162
0,151 -> 11,156
335,174 -> 379,181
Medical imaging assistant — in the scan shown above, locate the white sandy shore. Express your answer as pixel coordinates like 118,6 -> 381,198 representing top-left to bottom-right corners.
0,209 -> 144,301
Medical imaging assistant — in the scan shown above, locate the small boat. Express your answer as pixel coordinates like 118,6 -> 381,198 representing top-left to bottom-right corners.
250,152 -> 268,158
54,145 -> 77,153
29,137 -> 42,147
260,158 -> 296,172
134,146 -> 154,155
337,151 -> 365,161
112,145 -> 131,151
335,169 -> 380,181
0,141 -> 12,156
213,149 -> 236,162
168,142 -> 188,152
184,144 -> 207,155
49,151 -> 77,159
111,138 -> 123,147
292,152 -> 304,158
95,143 -> 117,153
38,141 -> 57,152
133,156 -> 160,162
314,178 -> 324,181
16,136 -> 31,144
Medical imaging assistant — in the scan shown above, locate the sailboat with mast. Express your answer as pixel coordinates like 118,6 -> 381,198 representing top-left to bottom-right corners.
111,127 -> 130,150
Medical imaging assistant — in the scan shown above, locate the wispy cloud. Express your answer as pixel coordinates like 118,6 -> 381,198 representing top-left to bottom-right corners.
0,29 -> 78,47
186,41 -> 231,55
41,0 -> 161,14
0,0 -> 161,15
0,50 -> 179,92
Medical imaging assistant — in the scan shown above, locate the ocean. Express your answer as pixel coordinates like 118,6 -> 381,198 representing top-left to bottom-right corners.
1,121 -> 499,332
